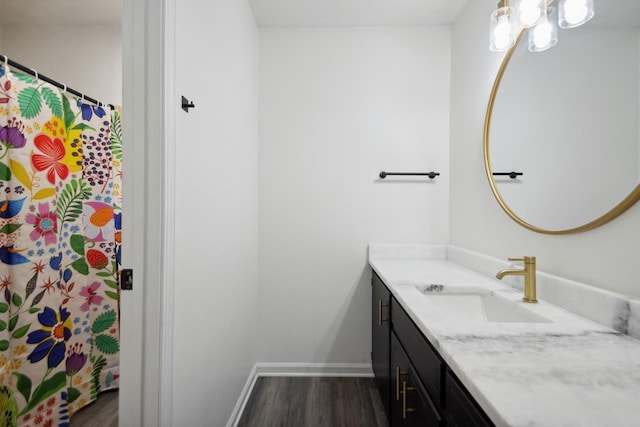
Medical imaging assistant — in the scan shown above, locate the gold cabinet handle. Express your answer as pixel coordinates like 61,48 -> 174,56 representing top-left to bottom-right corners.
395,366 -> 409,400
402,381 -> 417,419
378,299 -> 389,326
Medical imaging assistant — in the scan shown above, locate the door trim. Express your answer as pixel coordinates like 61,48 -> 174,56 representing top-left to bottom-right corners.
121,0 -> 174,425
160,0 -> 177,425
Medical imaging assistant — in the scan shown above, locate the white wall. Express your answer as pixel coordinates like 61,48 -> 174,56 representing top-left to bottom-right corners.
450,1 -> 640,297
258,27 -> 450,364
1,25 -> 121,105
171,0 -> 259,425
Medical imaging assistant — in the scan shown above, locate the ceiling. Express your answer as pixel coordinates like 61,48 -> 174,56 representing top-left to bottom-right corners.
249,0 -> 470,27
0,0 -> 468,27
0,1 -> 634,32
0,0 -> 121,25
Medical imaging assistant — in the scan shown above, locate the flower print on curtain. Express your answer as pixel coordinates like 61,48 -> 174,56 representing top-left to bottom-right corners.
0,62 -> 122,426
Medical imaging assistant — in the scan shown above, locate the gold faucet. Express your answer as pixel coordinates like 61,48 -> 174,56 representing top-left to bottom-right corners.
496,256 -> 537,303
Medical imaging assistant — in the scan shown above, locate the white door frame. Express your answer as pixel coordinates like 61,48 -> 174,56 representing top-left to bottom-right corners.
120,0 -> 176,425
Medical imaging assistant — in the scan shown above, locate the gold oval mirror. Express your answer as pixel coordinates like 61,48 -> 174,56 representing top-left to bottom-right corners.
484,0 -> 640,234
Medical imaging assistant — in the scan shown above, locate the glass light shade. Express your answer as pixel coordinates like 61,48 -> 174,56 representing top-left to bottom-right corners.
489,5 -> 516,52
518,0 -> 543,28
528,6 -> 558,52
558,0 -> 594,28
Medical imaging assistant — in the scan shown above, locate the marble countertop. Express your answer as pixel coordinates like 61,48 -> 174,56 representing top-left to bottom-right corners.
369,249 -> 640,427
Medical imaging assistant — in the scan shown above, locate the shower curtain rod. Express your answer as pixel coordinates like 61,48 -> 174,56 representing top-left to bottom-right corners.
1,54 -> 114,109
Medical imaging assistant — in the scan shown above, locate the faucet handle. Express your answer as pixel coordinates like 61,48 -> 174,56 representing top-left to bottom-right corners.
508,256 -> 536,264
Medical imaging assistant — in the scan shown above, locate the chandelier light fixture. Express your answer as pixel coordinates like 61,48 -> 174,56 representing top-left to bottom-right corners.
489,0 -> 516,52
528,2 -> 558,52
489,0 -> 594,53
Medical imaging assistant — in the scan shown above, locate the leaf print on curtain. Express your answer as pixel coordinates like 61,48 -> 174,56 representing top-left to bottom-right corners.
0,62 -> 122,426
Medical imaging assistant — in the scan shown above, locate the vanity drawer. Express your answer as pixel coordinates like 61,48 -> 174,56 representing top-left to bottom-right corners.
391,298 -> 444,405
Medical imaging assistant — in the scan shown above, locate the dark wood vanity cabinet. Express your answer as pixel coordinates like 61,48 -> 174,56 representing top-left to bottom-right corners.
372,272 -> 391,420
372,271 -> 494,427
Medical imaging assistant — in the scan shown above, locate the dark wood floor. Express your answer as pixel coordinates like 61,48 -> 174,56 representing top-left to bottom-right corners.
69,390 -> 118,427
66,377 -> 387,426
237,377 -> 389,427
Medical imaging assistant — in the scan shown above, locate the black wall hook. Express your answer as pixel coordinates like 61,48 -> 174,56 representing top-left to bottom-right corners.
182,96 -> 195,112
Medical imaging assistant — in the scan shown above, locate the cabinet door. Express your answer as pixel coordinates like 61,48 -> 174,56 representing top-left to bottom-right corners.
391,332 -> 410,426
392,332 -> 443,427
446,369 -> 494,427
372,272 -> 391,420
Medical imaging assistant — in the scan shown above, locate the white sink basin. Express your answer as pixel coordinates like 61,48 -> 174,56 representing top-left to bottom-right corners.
415,285 -> 551,323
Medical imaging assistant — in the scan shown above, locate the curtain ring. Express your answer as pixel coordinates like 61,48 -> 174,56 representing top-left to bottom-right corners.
61,84 -> 67,94
80,93 -> 85,103
1,55 -> 9,73
30,68 -> 38,82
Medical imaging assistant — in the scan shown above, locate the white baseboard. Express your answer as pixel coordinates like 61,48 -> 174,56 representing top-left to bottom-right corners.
256,362 -> 373,377
225,364 -> 259,427
225,362 -> 374,427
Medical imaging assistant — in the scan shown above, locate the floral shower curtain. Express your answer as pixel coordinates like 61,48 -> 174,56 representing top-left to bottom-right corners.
0,62 -> 121,426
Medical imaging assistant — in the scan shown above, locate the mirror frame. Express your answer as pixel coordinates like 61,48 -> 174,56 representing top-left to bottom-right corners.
483,31 -> 640,235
